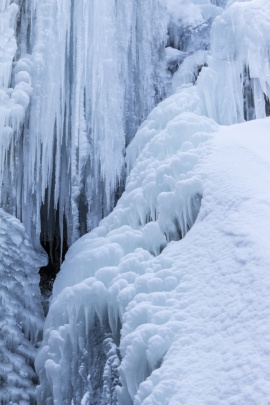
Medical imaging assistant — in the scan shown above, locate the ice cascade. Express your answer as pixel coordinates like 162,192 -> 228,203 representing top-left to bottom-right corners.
0,0 -> 167,250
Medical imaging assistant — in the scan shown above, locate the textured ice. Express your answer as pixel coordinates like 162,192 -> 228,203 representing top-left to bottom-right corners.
169,0 -> 270,125
196,0 -> 270,124
0,0 -> 269,403
0,0 -> 167,252
1,0 -> 269,257
0,209 -> 45,404
37,110 -> 270,405
36,1 -> 270,404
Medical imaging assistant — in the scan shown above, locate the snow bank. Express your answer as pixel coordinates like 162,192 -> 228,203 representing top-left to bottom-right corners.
0,209 -> 46,404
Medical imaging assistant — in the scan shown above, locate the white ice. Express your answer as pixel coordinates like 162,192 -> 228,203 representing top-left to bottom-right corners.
0,209 -> 45,404
0,0 -> 269,403
3,0 -> 167,250
37,105 -> 270,404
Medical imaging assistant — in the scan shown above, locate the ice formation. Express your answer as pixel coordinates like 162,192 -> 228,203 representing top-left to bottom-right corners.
0,0 -> 167,251
0,209 -> 45,404
0,0 -> 270,403
36,1 -> 270,404
36,112 -> 270,404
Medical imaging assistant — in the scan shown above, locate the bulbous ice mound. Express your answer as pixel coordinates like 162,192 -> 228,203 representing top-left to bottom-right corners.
37,108 -> 270,405
36,82 -> 212,402
0,209 -> 46,404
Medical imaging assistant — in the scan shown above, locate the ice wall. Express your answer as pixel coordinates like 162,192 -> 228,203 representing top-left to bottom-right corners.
0,209 -> 45,404
0,0 -> 167,253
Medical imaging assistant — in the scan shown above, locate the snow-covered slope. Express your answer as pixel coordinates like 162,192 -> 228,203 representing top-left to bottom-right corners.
36,0 -> 270,404
0,209 -> 45,404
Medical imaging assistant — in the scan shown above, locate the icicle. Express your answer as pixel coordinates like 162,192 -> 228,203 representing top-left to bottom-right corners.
0,0 -> 167,253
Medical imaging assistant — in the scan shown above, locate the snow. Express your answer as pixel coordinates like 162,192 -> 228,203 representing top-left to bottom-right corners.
0,209 -> 46,404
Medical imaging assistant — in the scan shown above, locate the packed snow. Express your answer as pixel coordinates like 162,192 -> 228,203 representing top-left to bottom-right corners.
0,209 -> 45,404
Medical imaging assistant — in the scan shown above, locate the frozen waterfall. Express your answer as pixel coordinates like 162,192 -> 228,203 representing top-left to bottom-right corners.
0,0 -> 167,252
1,0 -> 270,404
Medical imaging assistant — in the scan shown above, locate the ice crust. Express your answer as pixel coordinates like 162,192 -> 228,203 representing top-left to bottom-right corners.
36,0 -> 270,404
0,209 -> 46,404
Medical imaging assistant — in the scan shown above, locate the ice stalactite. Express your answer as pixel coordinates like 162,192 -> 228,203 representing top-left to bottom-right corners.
36,286 -> 123,405
0,0 -> 33,221
0,209 -> 46,404
0,0 -> 167,254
